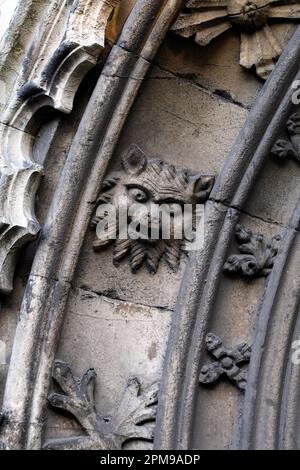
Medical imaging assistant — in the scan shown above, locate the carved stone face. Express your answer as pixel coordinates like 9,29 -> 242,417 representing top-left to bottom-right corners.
228,0 -> 270,32
92,145 -> 215,274
111,145 -> 214,242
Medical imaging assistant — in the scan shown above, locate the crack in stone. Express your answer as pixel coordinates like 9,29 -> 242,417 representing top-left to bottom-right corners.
151,62 -> 250,111
210,196 -> 299,232
0,119 -> 34,137
113,41 -> 250,111
21,273 -> 173,311
75,285 -> 173,313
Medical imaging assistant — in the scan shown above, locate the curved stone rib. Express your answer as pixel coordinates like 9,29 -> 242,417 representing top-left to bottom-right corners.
0,169 -> 41,294
239,198 -> 300,449
0,0 -> 184,451
0,0 -> 119,294
155,26 -> 300,450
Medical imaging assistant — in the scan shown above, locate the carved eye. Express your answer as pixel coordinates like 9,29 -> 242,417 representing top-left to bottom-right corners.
128,187 -> 149,203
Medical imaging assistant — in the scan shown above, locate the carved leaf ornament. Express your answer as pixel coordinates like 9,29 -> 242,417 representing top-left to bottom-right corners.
44,361 -> 158,450
224,224 -> 281,277
172,1 -> 300,79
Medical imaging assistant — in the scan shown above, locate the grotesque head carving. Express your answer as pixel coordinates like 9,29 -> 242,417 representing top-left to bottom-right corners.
91,145 -> 214,274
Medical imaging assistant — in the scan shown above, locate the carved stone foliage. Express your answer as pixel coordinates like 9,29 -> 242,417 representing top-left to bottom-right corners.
91,144 -> 215,274
44,360 -> 158,450
171,1 -> 300,79
0,0 -> 119,294
272,111 -> 300,162
223,224 -> 281,278
199,333 -> 251,391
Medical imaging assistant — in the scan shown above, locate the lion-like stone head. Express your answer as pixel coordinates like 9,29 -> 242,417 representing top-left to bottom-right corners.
91,144 -> 214,274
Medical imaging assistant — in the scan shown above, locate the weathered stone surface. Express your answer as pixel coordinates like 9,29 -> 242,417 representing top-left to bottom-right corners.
116,65 -> 248,173
1,0 -> 300,453
192,214 -> 285,449
0,0 -> 120,295
0,1 -> 18,41
156,32 -> 261,108
74,64 -> 247,310
75,231 -> 184,309
243,159 -> 300,226
44,360 -> 158,450
44,290 -> 171,449
91,143 -> 214,274
171,1 -> 299,80
0,277 -> 24,404
106,0 -> 136,43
